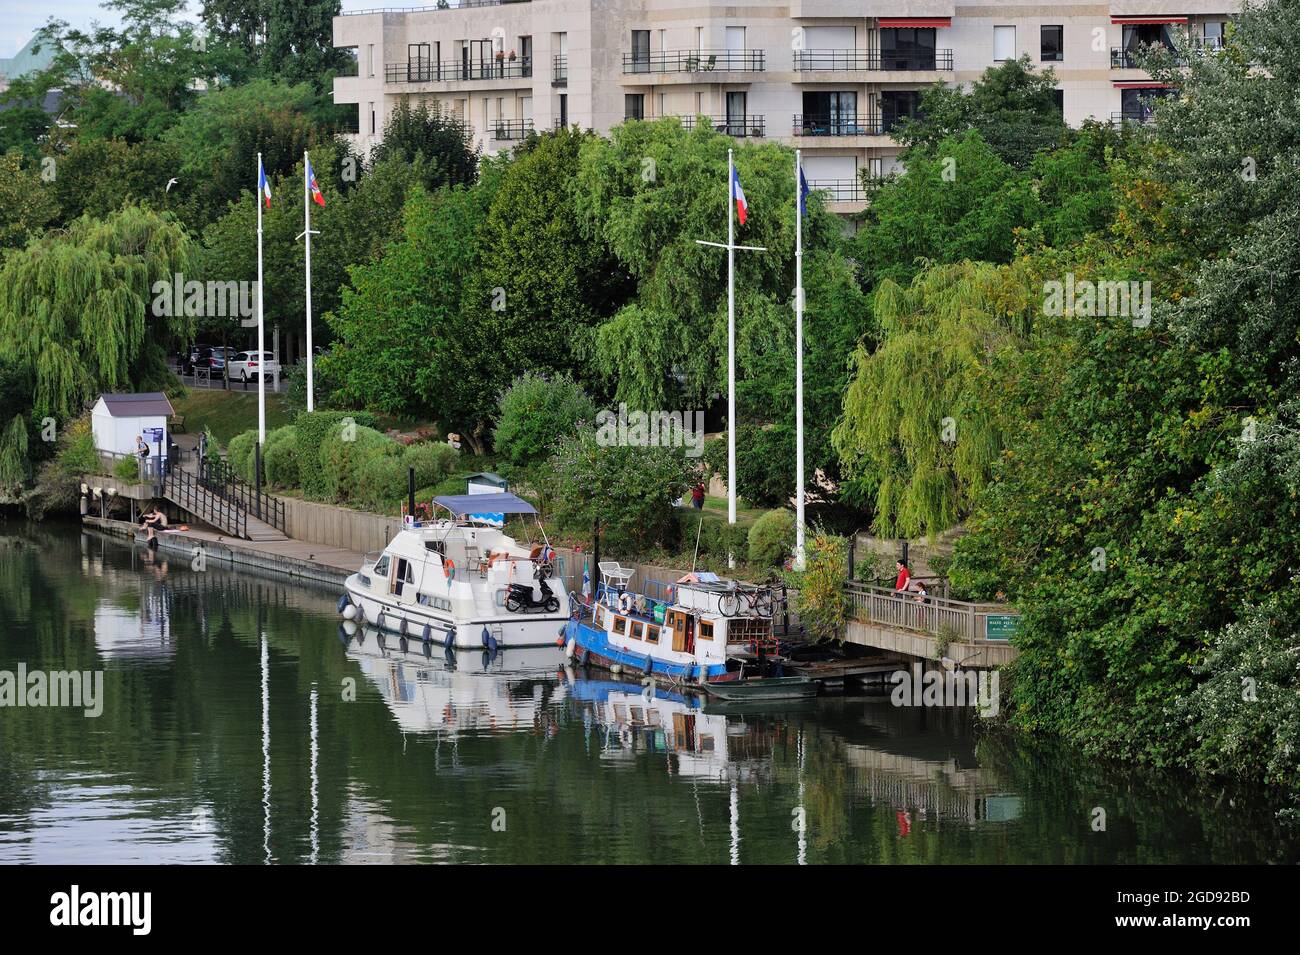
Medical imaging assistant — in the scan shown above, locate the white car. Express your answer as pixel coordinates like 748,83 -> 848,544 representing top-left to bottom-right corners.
228,351 -> 280,383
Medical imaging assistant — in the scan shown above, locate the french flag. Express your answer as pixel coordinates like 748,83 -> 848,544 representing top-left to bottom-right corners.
732,166 -> 748,226
258,158 -> 272,209
306,157 -> 325,207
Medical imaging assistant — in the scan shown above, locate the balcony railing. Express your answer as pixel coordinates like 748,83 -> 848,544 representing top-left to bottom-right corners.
622,49 -> 766,74
1111,109 -> 1156,125
337,113 -> 360,134
793,49 -> 954,72
553,54 -> 567,86
490,118 -> 534,140
385,57 -> 533,83
679,114 -> 766,137
341,0 -> 524,13
1110,46 -> 1185,68
793,113 -> 883,136
807,178 -> 866,202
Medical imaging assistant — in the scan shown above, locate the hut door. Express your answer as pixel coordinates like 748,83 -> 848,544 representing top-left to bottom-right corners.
670,611 -> 686,652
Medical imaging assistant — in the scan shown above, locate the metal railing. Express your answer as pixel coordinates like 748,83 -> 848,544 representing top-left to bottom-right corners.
385,57 -> 532,83
622,49 -> 765,74
1111,109 -> 1157,125
807,178 -> 866,202
1110,46 -> 1185,68
196,456 -> 286,533
846,582 -> 1017,643
679,114 -> 766,137
793,49 -> 953,72
166,465 -> 247,539
552,54 -> 567,86
793,113 -> 883,136
341,0 -> 523,13
490,118 -> 534,140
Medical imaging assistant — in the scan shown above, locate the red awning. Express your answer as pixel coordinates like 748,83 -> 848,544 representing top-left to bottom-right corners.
879,17 -> 952,28
1111,16 -> 1188,24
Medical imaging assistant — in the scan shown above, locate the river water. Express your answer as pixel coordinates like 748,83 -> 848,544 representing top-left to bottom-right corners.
0,522 -> 1294,864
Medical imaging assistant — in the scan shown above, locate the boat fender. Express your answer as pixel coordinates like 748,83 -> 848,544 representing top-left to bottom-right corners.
337,594 -> 350,614
565,638 -> 577,661
443,627 -> 456,649
342,603 -> 357,621
610,664 -> 622,676
337,623 -> 350,647
399,618 -> 409,637
421,622 -> 432,643
376,610 -> 385,631
644,655 -> 654,676
481,625 -> 491,648
444,558 -> 455,580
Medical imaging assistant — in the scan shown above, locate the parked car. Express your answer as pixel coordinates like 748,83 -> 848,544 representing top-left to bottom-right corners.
228,351 -> 280,383
193,346 -> 234,373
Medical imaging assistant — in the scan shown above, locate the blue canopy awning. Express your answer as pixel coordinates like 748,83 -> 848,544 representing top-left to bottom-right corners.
434,493 -> 537,516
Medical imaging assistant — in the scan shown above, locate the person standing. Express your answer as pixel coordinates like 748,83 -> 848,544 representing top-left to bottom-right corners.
691,482 -> 705,510
893,560 -> 911,594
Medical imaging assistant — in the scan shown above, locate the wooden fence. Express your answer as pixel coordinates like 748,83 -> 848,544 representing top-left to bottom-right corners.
845,582 -> 1017,643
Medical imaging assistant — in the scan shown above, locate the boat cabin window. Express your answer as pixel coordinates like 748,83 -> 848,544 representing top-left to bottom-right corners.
699,620 -> 714,641
629,620 -> 645,641
417,594 -> 451,610
594,606 -> 605,627
645,624 -> 660,644
373,554 -> 390,577
613,616 -> 626,635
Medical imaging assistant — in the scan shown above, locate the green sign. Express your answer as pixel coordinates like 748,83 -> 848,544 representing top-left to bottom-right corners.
985,614 -> 1021,641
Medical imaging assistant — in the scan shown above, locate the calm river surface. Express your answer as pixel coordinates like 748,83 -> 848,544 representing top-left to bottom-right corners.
0,522 -> 1294,864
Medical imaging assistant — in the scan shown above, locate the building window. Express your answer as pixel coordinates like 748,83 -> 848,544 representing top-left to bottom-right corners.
625,93 -> 645,120
1203,21 -> 1225,49
1040,25 -> 1063,62
880,28 -> 936,70
558,93 -> 568,127
1051,89 -> 1064,114
993,25 -> 1016,62
631,29 -> 650,70
368,102 -> 375,135
881,90 -> 921,134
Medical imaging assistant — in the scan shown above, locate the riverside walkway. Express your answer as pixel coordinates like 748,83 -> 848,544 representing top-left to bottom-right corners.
844,582 -> 1019,667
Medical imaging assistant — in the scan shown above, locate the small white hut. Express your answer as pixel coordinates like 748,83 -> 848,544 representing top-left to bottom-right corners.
91,393 -> 175,463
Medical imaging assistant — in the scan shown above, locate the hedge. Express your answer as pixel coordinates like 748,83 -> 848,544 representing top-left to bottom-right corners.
294,410 -> 376,499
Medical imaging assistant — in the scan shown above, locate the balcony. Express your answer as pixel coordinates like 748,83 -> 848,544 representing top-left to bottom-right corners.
1110,46 -> 1186,69
553,54 -> 567,87
1111,109 -> 1156,125
679,114 -> 766,138
793,113 -> 884,137
341,0 -> 524,13
490,118 -> 534,141
807,178 -> 865,202
385,57 -> 533,84
793,49 -> 953,72
622,49 -> 765,75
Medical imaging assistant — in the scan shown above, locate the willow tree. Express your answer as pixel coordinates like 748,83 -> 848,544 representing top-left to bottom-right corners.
833,260 -> 1036,538
0,204 -> 194,478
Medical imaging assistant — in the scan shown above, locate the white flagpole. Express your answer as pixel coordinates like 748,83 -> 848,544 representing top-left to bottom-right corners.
794,149 -> 806,571
256,152 -> 266,445
303,150 -> 315,412
727,148 -> 737,569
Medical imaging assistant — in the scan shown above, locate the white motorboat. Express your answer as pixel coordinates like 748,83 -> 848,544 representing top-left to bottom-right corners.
340,493 -> 570,649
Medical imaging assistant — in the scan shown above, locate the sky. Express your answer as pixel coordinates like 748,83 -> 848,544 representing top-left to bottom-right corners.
0,1 -> 437,59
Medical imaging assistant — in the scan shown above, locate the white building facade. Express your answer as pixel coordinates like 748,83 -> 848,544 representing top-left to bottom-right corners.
333,1 -> 1239,211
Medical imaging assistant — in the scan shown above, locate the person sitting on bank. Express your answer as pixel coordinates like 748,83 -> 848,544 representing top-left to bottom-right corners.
141,505 -> 168,545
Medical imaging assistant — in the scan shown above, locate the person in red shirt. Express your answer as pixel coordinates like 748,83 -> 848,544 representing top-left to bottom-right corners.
893,560 -> 911,594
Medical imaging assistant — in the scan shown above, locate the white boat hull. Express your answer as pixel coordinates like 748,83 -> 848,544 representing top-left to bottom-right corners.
344,574 -> 568,649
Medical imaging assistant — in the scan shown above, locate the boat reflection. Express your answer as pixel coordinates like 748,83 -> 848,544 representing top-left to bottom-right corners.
343,622 -> 567,736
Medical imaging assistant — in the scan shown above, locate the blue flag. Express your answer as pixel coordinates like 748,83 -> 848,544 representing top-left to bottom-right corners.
798,165 -> 810,216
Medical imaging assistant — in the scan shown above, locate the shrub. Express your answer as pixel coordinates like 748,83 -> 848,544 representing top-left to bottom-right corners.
294,410 -> 378,499
57,419 -> 99,475
113,456 -> 141,481
357,453 -> 409,510
748,508 -> 795,568
402,441 -> 458,488
319,422 -> 394,504
226,430 -> 259,484
791,527 -> 849,643
493,372 -> 597,467
263,426 -> 301,489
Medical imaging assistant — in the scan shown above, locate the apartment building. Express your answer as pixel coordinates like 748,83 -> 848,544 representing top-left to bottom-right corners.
332,1 -> 1240,212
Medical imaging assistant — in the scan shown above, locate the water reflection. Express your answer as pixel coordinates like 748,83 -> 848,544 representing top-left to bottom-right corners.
0,523 -> 1293,864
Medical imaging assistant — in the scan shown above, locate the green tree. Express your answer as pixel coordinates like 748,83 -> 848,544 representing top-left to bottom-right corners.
894,56 -> 1068,168
368,99 -> 479,192
0,151 -> 58,251
493,372 -> 597,467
